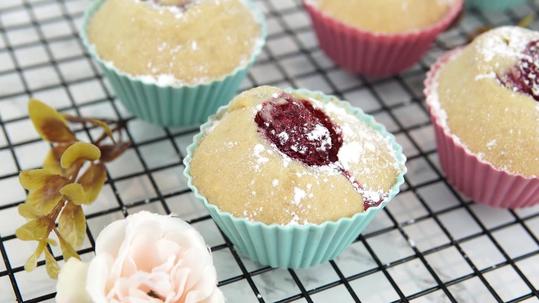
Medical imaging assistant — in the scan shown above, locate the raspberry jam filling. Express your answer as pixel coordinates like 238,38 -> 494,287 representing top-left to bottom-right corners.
255,92 -> 383,209
254,93 -> 342,166
498,40 -> 539,102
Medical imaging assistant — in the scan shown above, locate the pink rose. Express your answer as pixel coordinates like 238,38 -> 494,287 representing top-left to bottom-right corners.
56,211 -> 224,303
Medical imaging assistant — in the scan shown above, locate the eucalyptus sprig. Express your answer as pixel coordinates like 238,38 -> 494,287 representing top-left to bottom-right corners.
16,99 -> 130,278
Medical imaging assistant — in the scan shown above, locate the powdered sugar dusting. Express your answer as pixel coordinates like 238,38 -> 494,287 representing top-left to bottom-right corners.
139,73 -> 178,86
253,144 -> 269,171
477,27 -> 538,63
277,131 -> 289,144
292,187 -> 306,205
475,72 -> 496,81
136,0 -> 194,19
317,98 -> 400,170
307,124 -> 332,151
338,141 -> 363,168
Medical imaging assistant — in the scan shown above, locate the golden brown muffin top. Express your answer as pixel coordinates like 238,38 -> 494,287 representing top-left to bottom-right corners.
87,0 -> 261,85
314,0 -> 455,34
190,86 -> 402,225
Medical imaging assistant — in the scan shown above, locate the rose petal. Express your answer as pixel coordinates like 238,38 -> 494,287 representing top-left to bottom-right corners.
129,232 -> 163,272
156,239 -> 181,264
86,212 -> 224,303
56,258 -> 91,303
127,288 -> 161,303
95,219 -> 126,256
139,271 -> 174,299
202,288 -> 226,303
87,254 -> 113,303
120,254 -> 138,278
152,253 -> 176,274
176,245 -> 213,290
184,265 -> 219,303
111,218 -> 162,278
107,277 -> 128,301
168,267 -> 191,302
163,225 -> 207,253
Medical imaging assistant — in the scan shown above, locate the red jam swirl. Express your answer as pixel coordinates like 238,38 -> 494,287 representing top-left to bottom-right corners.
254,92 -> 384,209
498,40 -> 539,102
254,93 -> 342,166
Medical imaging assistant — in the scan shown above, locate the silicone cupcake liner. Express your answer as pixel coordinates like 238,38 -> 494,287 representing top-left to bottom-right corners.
184,89 -> 407,268
466,0 -> 527,11
80,0 -> 266,127
425,50 -> 539,208
303,0 -> 463,77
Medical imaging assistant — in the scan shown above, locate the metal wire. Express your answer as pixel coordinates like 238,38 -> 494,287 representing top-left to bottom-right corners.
0,0 -> 538,302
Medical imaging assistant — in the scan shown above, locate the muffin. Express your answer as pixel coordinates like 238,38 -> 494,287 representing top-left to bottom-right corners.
304,0 -> 463,77
316,0 -> 454,34
425,26 -> 539,208
184,86 -> 406,267
81,0 -> 266,126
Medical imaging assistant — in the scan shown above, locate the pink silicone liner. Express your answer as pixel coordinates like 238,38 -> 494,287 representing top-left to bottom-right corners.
303,0 -> 463,77
424,49 -> 539,208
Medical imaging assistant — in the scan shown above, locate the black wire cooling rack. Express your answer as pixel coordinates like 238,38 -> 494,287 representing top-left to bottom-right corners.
0,0 -> 538,302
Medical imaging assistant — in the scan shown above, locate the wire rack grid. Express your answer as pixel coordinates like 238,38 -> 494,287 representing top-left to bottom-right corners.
0,0 -> 538,302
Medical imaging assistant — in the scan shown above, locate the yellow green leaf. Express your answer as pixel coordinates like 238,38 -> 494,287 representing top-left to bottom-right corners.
43,145 -> 68,175
19,169 -> 54,190
26,190 -> 63,216
60,183 -> 87,205
18,202 -> 39,219
58,202 -> 86,249
28,99 -> 75,143
24,175 -> 67,216
56,231 -> 80,261
44,249 -> 59,279
99,142 -> 130,163
91,119 -> 114,141
24,240 -> 46,272
60,142 -> 101,169
43,151 -> 62,175
16,218 -> 49,241
78,163 -> 106,203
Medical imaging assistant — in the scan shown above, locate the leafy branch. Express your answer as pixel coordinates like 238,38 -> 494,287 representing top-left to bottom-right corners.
16,99 -> 130,278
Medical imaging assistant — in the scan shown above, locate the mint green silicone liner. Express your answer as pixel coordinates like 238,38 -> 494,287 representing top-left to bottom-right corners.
466,0 -> 527,11
80,0 -> 267,127
183,89 -> 407,268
